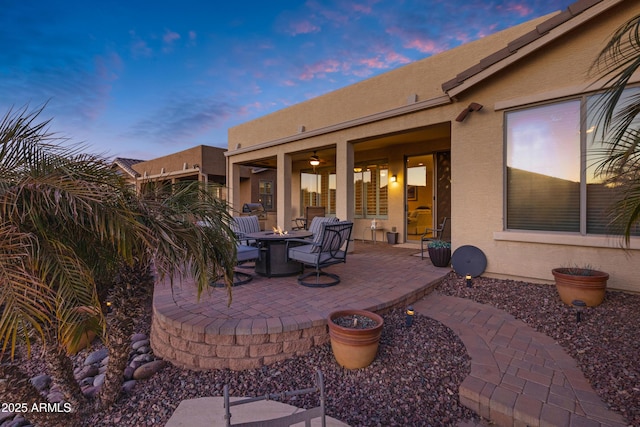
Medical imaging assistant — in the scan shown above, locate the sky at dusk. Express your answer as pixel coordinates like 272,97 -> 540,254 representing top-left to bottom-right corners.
0,0 -> 575,161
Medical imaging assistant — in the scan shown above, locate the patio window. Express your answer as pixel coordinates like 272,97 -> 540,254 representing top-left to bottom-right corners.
354,161 -> 388,219
300,169 -> 336,215
506,88 -> 640,236
258,180 -> 273,210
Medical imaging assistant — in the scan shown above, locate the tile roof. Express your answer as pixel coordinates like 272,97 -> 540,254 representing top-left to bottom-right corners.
441,0 -> 613,94
112,157 -> 145,178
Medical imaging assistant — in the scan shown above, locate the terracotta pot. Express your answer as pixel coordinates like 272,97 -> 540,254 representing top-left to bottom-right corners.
427,247 -> 451,267
552,268 -> 609,307
327,309 -> 383,369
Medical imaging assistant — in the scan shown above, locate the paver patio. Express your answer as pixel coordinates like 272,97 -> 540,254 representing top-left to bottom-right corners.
153,240 -> 626,426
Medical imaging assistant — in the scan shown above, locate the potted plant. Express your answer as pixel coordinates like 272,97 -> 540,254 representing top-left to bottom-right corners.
427,240 -> 451,267
387,226 -> 398,244
552,266 -> 609,307
327,309 -> 384,369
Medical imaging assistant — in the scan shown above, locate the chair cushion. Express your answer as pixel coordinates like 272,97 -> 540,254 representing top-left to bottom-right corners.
308,216 -> 338,240
236,244 -> 259,262
232,216 -> 261,236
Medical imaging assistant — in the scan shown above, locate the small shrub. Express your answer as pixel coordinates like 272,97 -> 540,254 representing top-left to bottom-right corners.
427,240 -> 451,249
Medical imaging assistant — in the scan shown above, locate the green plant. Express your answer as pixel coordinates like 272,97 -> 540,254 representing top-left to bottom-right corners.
427,240 -> 451,249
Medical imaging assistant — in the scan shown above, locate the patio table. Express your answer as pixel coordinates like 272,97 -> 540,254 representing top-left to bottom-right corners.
246,230 -> 312,277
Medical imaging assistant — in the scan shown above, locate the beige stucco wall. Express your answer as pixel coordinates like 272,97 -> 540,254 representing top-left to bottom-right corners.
227,1 -> 639,293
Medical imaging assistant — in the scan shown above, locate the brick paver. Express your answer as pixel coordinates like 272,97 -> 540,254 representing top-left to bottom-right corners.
414,293 -> 627,427
152,241 -> 627,427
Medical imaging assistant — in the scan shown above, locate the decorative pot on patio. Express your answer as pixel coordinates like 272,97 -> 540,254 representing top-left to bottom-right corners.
427,240 -> 451,267
552,267 -> 609,307
327,309 -> 384,369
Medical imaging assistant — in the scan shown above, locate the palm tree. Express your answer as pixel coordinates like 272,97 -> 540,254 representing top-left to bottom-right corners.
591,13 -> 640,244
0,105 -> 237,424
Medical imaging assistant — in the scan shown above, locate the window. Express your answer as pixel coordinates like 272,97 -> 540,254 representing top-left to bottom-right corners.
354,161 -> 388,219
300,169 -> 336,215
506,89 -> 640,236
258,180 -> 273,210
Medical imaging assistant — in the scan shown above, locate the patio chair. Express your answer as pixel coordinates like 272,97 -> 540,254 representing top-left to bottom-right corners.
286,221 -> 353,287
292,206 -> 326,230
210,244 -> 259,287
420,217 -> 449,260
306,215 -> 339,238
231,215 -> 261,245
223,369 -> 326,427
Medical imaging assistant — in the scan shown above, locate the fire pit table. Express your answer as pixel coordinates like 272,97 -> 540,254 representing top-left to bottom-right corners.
246,230 -> 312,277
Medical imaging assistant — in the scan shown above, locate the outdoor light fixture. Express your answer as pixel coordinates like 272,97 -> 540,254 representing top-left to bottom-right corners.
572,299 -> 586,323
455,102 -> 484,122
391,174 -> 397,183
405,306 -> 415,327
466,274 -> 472,288
354,167 -> 363,173
309,151 -> 320,166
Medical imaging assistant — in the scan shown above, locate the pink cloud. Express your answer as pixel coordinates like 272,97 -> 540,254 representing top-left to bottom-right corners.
299,59 -> 341,80
505,3 -> 533,17
163,30 -> 180,44
288,20 -> 320,35
405,39 -> 442,54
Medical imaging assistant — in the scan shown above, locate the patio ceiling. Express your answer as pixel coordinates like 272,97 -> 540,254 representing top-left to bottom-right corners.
238,122 -> 449,169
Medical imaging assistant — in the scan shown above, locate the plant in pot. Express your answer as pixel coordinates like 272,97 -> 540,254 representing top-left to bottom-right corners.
327,309 -> 384,369
551,266 -> 609,307
427,240 -> 451,267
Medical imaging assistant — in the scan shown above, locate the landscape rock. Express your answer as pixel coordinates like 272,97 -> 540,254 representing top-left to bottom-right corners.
132,360 -> 166,380
84,348 -> 109,365
131,339 -> 150,350
123,366 -> 135,380
29,374 -> 51,391
93,373 -> 106,387
122,380 -> 137,393
131,333 -> 147,342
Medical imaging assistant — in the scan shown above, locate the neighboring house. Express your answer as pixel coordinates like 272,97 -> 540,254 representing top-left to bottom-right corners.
225,0 -> 639,292
111,145 -> 276,223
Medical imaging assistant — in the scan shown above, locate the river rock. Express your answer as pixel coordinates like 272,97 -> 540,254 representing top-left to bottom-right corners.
131,333 -> 147,342
131,339 -> 150,350
30,374 -> 51,391
47,391 -> 65,403
93,373 -> 106,387
122,379 -> 137,393
133,360 -> 166,380
132,353 -> 153,363
84,348 -> 109,365
123,366 -> 135,380
75,364 -> 99,380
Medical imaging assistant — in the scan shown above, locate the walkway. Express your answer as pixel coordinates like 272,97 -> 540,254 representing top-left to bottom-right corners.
414,293 -> 627,427
158,241 -> 627,426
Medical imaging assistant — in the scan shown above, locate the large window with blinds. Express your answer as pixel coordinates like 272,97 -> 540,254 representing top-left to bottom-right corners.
354,161 -> 388,219
300,169 -> 336,215
506,88 -> 640,236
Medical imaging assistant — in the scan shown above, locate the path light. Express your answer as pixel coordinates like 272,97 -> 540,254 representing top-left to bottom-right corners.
466,274 -> 472,288
572,299 -> 586,323
405,306 -> 415,327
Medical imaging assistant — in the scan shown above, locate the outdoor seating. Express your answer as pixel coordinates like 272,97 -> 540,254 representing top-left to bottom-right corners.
292,206 -> 326,230
231,215 -> 261,245
286,221 -> 353,287
210,244 -> 259,287
223,369 -> 326,427
306,215 -> 339,238
420,217 -> 449,260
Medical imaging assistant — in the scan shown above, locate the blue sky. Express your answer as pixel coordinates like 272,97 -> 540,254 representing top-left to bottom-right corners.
0,0 -> 574,160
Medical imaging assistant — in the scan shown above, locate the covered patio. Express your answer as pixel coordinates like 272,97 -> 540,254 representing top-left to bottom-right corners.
150,241 -> 450,371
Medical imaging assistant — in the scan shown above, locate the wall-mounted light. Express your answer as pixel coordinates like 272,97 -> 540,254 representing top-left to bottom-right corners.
354,167 -> 363,173
391,174 -> 397,183
455,102 -> 484,122
309,151 -> 320,166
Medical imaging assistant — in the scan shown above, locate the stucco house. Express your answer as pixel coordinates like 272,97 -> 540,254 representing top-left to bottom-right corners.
225,0 -> 638,292
112,146 -> 275,218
